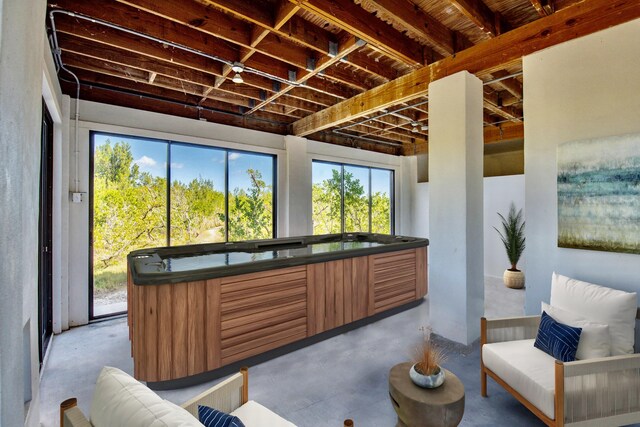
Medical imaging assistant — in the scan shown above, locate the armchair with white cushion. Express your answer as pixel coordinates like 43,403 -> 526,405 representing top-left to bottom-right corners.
60,366 -> 355,427
481,272 -> 640,427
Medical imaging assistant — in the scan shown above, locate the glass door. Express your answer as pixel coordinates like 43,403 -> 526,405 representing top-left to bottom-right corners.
38,100 -> 54,366
90,133 -> 168,318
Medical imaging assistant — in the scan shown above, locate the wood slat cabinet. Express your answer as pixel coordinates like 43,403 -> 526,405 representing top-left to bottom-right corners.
128,247 -> 427,382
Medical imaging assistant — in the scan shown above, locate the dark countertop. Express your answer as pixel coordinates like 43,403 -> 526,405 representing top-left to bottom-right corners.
128,233 -> 428,285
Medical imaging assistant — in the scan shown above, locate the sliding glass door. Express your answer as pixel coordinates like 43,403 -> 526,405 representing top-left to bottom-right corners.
91,134 -> 167,317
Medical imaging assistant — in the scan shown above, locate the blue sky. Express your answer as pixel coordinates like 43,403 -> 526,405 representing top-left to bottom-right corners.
94,133 -> 273,191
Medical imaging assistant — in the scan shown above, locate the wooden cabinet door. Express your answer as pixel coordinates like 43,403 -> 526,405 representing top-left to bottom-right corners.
219,266 -> 308,365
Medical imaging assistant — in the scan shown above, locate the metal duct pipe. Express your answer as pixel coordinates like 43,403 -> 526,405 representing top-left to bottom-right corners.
332,130 -> 403,147
57,76 -> 290,126
335,100 -> 430,131
48,10 -> 301,88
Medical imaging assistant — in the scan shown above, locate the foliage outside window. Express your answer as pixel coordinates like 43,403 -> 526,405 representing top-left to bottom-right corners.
91,132 -> 275,317
312,161 -> 394,235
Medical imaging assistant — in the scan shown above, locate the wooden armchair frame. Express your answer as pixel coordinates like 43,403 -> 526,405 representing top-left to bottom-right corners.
481,315 -> 640,427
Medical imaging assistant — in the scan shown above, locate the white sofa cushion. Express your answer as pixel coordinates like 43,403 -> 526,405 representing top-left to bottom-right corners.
90,366 -> 202,427
230,400 -> 296,427
483,339 -> 556,420
541,302 -> 611,360
550,272 -> 637,355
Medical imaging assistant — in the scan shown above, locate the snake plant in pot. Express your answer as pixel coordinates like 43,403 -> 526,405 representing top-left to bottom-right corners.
494,203 -> 526,289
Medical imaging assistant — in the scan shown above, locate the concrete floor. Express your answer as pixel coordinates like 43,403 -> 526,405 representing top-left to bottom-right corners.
40,277 -> 542,426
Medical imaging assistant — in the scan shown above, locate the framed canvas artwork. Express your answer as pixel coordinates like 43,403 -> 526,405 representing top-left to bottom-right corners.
557,133 -> 640,254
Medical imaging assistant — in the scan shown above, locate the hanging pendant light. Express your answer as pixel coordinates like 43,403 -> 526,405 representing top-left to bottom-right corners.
231,62 -> 244,83
232,73 -> 244,84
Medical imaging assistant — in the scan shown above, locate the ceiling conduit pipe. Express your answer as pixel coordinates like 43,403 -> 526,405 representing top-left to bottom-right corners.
48,10 -> 302,89
56,76 -> 291,127
335,100 -> 430,131
331,130 -> 403,147
49,10 -> 82,194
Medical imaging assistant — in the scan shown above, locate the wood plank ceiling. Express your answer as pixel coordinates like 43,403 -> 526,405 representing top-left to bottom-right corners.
46,0 -> 640,155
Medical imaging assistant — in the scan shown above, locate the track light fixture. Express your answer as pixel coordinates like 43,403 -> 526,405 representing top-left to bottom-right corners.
231,62 -> 244,73
231,61 -> 245,84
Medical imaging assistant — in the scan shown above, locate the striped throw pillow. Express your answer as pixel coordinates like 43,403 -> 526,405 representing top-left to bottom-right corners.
534,311 -> 582,362
198,405 -> 246,427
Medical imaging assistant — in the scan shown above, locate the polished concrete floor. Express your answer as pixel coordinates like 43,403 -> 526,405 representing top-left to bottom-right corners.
40,277 -> 542,426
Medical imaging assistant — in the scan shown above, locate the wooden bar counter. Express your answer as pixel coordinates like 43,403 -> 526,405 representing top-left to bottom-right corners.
127,233 -> 428,384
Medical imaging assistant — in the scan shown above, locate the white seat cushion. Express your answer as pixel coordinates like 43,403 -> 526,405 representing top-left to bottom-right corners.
541,302 -> 611,360
90,366 -> 202,427
550,272 -> 637,355
230,400 -> 296,427
483,339 -> 556,420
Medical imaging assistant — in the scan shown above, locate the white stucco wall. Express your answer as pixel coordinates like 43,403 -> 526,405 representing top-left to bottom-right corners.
523,18 -> 640,314
0,0 -> 47,425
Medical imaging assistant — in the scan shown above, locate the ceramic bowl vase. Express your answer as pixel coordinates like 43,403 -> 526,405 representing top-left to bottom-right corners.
409,364 -> 445,389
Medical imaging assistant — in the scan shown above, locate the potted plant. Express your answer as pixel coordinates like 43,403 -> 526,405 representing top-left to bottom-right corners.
494,203 -> 526,289
409,327 -> 447,388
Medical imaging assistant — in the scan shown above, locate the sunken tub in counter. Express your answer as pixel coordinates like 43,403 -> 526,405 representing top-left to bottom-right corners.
127,233 -> 428,385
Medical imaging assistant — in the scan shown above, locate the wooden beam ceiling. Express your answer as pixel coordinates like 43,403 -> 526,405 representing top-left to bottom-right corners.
407,121 -> 524,155
292,0 -> 640,136
290,0 -> 428,66
47,0 -> 638,155
530,0 -> 555,17
449,0 -> 510,37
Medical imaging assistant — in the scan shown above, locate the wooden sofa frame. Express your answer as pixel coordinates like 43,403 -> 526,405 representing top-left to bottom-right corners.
481,313 -> 640,427
60,367 -> 354,427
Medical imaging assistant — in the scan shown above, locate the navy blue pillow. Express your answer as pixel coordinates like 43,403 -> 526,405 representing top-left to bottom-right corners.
198,405 -> 246,427
534,311 -> 582,362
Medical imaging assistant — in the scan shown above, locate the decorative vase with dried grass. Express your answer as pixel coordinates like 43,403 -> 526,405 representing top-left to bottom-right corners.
410,327 -> 447,389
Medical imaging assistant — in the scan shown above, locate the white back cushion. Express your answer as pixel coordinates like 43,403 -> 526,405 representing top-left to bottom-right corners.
550,272 -> 637,355
90,366 -> 202,427
541,302 -> 610,359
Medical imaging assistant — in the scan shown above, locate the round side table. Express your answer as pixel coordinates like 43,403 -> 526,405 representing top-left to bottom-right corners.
389,362 -> 465,427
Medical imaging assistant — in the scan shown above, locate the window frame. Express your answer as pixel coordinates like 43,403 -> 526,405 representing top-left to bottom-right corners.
89,131 -> 277,320
311,159 -> 395,235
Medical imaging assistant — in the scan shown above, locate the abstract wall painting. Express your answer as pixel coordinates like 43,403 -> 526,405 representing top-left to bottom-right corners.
557,133 -> 640,254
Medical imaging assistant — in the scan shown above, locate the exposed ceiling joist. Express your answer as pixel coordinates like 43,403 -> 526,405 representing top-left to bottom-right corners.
364,0 -> 457,56
530,0 -> 555,17
291,0 -> 427,66
449,0 -> 510,37
292,0 -> 640,136
407,121 -> 524,155
246,35 -> 366,114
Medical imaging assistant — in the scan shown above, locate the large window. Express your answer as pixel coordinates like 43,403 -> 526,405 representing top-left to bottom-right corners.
312,161 -> 394,235
91,132 -> 275,318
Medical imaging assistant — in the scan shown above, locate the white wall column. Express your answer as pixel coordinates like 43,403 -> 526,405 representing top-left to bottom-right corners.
428,71 -> 484,345
0,0 -> 47,425
284,135 -> 312,236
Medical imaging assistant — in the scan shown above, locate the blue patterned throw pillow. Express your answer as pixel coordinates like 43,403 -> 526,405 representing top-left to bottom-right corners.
198,405 -> 246,427
534,311 -> 582,362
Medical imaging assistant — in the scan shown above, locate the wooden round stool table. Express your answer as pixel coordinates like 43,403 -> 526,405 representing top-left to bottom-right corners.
389,362 -> 465,427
